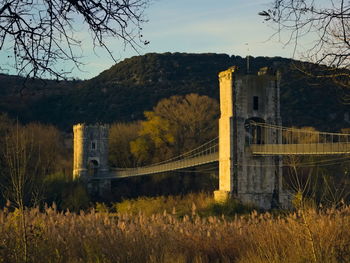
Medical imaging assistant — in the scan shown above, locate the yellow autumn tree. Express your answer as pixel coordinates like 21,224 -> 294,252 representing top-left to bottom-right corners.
131,93 -> 219,165
109,122 -> 141,168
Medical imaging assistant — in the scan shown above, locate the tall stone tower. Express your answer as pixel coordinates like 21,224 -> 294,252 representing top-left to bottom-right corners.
73,124 -> 109,180
214,66 -> 285,209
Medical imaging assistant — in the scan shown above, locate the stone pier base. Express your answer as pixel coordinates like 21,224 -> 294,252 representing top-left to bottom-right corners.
98,179 -> 111,199
279,192 -> 293,209
213,190 -> 231,203
237,193 -> 273,210
86,179 -> 112,200
214,190 -> 292,210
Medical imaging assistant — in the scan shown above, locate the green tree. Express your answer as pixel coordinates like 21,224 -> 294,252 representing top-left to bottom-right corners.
131,93 -> 219,165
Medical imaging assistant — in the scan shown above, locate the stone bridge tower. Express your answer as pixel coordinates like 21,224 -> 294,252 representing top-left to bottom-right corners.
214,66 -> 287,209
73,124 -> 110,197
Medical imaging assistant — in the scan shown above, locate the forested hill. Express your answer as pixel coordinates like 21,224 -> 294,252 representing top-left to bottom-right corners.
0,52 -> 350,132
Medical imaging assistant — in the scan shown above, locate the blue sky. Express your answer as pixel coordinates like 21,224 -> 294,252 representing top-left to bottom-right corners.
0,0 -> 301,79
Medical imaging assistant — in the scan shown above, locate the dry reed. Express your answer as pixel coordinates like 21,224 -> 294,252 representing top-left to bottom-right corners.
0,204 -> 349,263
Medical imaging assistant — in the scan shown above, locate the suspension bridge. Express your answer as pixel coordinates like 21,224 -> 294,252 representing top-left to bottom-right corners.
101,123 -> 350,179
108,138 -> 219,178
73,67 -> 350,209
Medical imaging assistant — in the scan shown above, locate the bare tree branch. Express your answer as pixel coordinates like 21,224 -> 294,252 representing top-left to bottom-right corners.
0,0 -> 149,79
261,0 -> 350,87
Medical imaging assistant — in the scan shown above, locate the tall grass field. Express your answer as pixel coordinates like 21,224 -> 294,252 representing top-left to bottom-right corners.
0,194 -> 349,262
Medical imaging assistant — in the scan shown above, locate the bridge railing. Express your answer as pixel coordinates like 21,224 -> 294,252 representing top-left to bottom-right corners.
248,122 -> 350,155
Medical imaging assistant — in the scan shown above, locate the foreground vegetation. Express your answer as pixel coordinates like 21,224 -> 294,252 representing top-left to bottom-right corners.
112,193 -> 255,217
0,203 -> 349,263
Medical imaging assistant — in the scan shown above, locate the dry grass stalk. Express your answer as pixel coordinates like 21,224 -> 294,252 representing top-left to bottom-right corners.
0,205 -> 349,262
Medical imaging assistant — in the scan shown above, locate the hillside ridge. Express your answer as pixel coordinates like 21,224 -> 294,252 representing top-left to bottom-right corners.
0,52 -> 348,131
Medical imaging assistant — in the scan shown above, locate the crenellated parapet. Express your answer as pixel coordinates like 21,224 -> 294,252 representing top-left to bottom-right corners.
218,66 -> 238,82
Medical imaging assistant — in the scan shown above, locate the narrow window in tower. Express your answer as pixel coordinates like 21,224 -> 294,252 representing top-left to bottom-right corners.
253,96 -> 259,111
91,141 -> 97,150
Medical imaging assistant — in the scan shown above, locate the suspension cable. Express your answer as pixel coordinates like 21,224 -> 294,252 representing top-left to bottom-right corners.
134,137 -> 218,168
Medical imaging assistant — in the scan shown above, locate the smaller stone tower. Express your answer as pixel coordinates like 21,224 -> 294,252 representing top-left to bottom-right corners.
73,124 -> 109,180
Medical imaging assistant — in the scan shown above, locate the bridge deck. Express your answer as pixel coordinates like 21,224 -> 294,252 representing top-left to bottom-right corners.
250,143 -> 350,155
101,152 -> 218,179
93,142 -> 350,180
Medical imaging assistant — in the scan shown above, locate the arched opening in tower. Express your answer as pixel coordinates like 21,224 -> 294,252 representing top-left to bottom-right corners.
88,159 -> 99,177
245,117 -> 266,145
